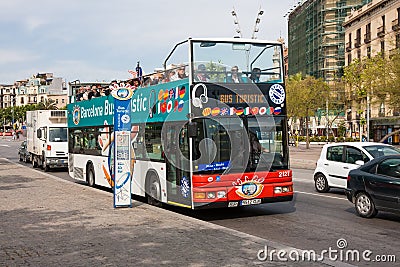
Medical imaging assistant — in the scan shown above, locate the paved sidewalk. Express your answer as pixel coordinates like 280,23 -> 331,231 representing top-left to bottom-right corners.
0,158 -> 345,266
289,143 -> 324,170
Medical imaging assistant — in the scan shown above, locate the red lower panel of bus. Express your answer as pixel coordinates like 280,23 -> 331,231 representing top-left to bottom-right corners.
191,171 -> 293,204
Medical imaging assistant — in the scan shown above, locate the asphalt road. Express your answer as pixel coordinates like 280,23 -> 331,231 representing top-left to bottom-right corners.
2,138 -> 399,266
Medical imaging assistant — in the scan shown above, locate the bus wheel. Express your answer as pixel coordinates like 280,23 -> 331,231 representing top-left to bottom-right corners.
147,174 -> 162,207
86,164 -> 95,187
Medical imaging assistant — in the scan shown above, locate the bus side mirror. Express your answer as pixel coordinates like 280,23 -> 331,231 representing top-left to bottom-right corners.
188,122 -> 197,138
37,129 -> 42,139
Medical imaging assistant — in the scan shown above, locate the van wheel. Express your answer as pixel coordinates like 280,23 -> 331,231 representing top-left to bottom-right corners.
32,156 -> 38,168
146,174 -> 162,207
314,173 -> 329,193
86,165 -> 95,187
355,192 -> 377,218
43,156 -> 49,172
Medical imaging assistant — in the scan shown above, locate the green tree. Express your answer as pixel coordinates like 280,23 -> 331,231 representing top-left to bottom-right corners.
344,52 -> 398,141
325,77 -> 346,139
206,61 -> 226,82
287,73 -> 329,148
386,48 -> 400,111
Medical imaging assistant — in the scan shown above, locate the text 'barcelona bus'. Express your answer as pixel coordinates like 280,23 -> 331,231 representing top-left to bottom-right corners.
67,37 -> 293,209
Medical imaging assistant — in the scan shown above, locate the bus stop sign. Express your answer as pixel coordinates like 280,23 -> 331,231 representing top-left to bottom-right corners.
111,83 -> 135,208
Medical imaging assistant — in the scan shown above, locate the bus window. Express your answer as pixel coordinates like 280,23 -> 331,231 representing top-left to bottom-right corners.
145,123 -> 163,161
131,124 -> 146,159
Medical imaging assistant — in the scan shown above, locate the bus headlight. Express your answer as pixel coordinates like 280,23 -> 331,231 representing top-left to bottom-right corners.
274,187 -> 282,194
274,186 -> 292,194
282,187 -> 290,193
217,191 -> 226,199
207,192 -> 216,199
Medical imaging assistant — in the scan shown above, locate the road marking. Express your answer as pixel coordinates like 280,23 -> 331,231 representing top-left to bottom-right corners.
293,178 -> 313,183
1,144 -> 10,147
295,190 -> 347,201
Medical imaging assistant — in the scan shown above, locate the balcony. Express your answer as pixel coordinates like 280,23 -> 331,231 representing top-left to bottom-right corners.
346,42 -> 352,52
377,26 -> 385,37
392,19 -> 400,31
364,32 -> 371,43
354,38 -> 361,48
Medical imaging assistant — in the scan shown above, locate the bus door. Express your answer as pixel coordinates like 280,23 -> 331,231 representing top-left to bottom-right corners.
164,123 -> 192,206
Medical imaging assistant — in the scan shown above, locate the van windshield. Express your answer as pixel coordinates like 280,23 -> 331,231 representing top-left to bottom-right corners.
49,127 -> 68,142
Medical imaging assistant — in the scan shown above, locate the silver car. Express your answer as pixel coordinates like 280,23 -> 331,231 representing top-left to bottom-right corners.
313,142 -> 400,193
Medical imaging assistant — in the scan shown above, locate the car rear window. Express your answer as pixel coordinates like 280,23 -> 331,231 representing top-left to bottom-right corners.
363,145 -> 400,158
327,145 -> 344,162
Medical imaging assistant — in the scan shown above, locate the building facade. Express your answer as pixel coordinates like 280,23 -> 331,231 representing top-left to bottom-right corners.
288,0 -> 368,81
0,73 -> 68,130
344,0 -> 400,144
14,73 -> 68,109
0,84 -> 17,109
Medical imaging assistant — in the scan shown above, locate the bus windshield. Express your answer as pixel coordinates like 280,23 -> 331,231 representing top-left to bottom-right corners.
192,40 -> 283,83
193,116 -> 288,174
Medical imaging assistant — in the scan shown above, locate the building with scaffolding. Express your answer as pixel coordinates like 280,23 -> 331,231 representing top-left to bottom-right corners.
288,0 -> 370,81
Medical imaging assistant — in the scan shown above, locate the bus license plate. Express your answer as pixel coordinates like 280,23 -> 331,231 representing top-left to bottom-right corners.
240,199 -> 261,206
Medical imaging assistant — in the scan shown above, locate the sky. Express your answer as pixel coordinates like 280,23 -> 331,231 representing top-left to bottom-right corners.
0,0 -> 298,84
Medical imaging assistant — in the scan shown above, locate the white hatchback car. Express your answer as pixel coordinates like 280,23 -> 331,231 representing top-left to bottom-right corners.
313,142 -> 400,192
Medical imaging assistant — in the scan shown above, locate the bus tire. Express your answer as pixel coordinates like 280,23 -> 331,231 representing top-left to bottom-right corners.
86,164 -> 95,187
146,173 -> 162,207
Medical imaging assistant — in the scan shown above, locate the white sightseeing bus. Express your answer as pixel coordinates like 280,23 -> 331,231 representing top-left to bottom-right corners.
67,37 -> 293,209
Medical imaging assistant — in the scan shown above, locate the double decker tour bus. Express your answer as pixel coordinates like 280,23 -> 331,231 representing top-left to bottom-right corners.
67,37 -> 293,209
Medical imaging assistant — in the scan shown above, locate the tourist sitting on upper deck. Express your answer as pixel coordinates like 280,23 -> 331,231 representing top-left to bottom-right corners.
225,66 -> 245,83
194,64 -> 210,82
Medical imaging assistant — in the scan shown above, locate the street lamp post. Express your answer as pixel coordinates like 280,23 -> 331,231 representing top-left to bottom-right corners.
231,7 -> 264,39
251,8 -> 264,39
11,96 -> 15,131
326,99 -> 329,142
367,94 -> 370,141
231,8 -> 242,38
2,117 -> 5,138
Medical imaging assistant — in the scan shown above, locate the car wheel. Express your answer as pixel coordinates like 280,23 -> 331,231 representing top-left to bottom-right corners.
146,174 -> 162,207
355,192 -> 377,218
86,165 -> 95,187
314,173 -> 329,193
